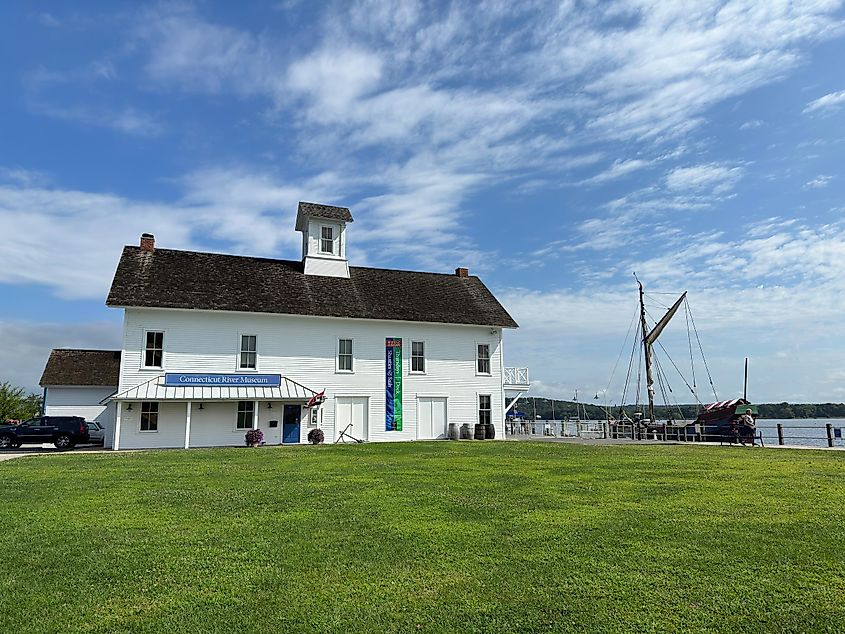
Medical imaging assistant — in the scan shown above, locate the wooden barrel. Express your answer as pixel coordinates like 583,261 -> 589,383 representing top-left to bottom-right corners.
474,423 -> 486,440
485,423 -> 495,440
460,423 -> 471,439
447,423 -> 460,440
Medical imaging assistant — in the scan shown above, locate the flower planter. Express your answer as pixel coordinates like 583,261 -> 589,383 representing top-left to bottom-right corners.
245,428 -> 264,447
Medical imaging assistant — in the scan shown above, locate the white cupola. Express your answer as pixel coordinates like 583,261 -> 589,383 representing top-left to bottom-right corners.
295,201 -> 353,278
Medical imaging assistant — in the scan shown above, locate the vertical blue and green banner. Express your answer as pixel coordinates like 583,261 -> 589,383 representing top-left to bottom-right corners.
385,338 -> 403,431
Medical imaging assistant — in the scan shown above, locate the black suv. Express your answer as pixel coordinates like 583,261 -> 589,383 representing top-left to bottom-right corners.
0,416 -> 90,449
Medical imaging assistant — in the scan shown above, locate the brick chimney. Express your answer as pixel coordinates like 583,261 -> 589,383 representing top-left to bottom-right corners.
140,233 -> 155,252
455,267 -> 469,278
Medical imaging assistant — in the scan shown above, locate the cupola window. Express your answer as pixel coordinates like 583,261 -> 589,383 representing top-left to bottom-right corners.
321,226 -> 334,254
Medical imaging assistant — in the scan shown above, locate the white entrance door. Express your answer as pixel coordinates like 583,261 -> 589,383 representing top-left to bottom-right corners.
335,397 -> 369,442
417,397 -> 447,439
260,402 -> 282,445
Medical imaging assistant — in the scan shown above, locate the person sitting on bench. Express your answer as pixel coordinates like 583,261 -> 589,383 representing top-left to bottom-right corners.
737,408 -> 756,444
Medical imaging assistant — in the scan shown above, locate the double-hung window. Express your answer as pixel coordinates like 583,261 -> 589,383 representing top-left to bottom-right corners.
239,335 -> 257,370
236,401 -> 255,430
338,338 -> 353,372
144,331 -> 164,368
321,226 -> 334,254
477,343 -> 491,374
140,402 -> 159,432
411,341 -> 425,373
478,395 -> 492,426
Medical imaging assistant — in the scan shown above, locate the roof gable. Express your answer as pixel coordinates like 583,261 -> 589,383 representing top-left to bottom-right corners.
106,247 -> 518,328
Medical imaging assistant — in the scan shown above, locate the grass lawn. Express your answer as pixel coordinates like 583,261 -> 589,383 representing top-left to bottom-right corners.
1,442 -> 844,633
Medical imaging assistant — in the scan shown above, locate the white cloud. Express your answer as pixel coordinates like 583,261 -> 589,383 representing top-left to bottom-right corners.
665,163 -> 744,194
287,47 -> 383,116
22,59 -> 162,136
580,158 -> 652,185
803,89 -> 845,114
0,185 -> 191,299
565,162 -> 744,256
31,12 -> 60,28
0,167 -> 50,187
805,174 -> 833,189
138,4 -> 277,98
745,216 -> 798,238
25,99 -> 163,136
562,1 -> 844,140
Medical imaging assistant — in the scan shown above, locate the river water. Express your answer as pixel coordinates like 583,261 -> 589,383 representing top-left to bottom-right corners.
755,419 -> 844,449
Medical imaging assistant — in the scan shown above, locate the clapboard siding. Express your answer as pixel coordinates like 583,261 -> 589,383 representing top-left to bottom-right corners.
119,308 -> 504,445
44,386 -> 117,448
119,401 -> 186,449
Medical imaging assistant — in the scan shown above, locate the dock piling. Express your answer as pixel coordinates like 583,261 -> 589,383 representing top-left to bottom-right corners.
777,423 -> 784,446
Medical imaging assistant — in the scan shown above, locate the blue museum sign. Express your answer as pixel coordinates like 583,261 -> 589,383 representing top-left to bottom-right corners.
163,373 -> 282,387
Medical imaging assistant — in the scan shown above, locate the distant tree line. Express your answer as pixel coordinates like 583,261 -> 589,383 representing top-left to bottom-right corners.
1,382 -> 43,422
508,397 -> 845,420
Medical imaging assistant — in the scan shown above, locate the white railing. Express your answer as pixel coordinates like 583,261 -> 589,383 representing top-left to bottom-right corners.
504,367 -> 529,387
505,420 -> 608,439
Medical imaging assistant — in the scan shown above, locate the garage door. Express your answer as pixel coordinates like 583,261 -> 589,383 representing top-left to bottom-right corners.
417,397 -> 447,440
335,396 -> 369,441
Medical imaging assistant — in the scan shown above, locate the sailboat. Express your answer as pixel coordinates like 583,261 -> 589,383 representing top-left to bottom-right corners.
609,275 -> 758,442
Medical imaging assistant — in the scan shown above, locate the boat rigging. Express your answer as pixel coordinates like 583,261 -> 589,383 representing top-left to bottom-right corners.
608,274 -> 719,425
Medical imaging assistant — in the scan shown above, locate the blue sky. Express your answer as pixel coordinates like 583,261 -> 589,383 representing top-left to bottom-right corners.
2,1 -> 845,405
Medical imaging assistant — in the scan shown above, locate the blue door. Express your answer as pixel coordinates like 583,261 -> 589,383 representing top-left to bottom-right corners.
282,405 -> 301,444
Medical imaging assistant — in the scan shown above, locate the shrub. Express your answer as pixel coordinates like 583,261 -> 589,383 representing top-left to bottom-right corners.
0,382 -> 42,421
245,428 -> 264,447
307,428 -> 325,445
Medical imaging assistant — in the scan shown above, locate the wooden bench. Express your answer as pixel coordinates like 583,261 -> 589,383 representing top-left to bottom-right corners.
719,430 -> 764,447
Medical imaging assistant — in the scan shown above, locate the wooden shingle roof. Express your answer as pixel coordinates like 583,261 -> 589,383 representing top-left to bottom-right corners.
106,247 -> 518,328
295,202 -> 354,230
40,349 -> 121,387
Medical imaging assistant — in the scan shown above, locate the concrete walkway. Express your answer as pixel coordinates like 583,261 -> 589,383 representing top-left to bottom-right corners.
0,452 -> 29,462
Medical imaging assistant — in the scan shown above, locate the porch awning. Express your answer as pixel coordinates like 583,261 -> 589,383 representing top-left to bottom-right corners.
105,374 -> 318,402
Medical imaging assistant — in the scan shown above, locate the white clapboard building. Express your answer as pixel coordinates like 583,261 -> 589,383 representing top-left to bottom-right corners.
40,202 -> 528,450
40,349 -> 121,447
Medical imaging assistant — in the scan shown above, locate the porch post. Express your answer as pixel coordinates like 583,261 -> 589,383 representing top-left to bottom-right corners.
252,400 -> 259,430
184,401 -> 192,449
114,401 -> 122,451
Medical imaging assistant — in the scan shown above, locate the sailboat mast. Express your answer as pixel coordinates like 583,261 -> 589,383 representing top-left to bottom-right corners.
638,279 -> 656,423
743,357 -> 748,401
634,275 -> 688,425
